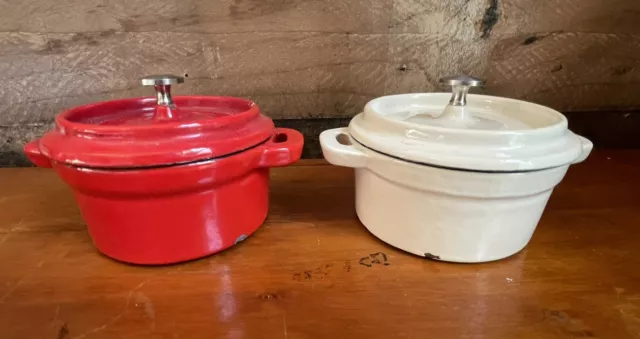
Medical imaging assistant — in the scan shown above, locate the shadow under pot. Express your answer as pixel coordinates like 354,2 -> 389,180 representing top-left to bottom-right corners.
320,75 -> 593,263
24,75 -> 304,265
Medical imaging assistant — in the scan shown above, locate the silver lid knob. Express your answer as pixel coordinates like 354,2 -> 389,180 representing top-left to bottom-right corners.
439,75 -> 484,107
140,74 -> 184,107
141,74 -> 184,86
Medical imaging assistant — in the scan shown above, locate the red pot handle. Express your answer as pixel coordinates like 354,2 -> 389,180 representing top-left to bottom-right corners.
24,139 -> 52,168
257,128 -> 304,168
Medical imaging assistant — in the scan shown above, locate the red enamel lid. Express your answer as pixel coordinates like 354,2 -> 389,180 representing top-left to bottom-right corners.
38,75 -> 274,168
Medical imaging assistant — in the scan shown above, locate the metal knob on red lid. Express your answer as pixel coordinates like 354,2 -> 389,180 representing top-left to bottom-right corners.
141,74 -> 185,120
140,74 -> 184,107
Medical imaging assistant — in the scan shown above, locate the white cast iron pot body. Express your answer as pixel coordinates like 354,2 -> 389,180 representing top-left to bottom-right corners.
320,90 -> 593,263
321,128 -> 573,263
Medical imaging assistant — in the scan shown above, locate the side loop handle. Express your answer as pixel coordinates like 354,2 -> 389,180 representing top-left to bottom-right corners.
573,135 -> 593,164
319,128 -> 368,168
24,139 -> 52,168
257,128 -> 304,168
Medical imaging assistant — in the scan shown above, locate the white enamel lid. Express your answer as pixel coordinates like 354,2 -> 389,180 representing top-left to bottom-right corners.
348,75 -> 590,172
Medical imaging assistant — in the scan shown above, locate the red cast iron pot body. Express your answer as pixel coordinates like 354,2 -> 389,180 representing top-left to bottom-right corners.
24,94 -> 303,265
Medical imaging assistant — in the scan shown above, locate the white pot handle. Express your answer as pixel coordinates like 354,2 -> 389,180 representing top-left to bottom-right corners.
573,135 -> 593,164
320,128 -> 368,168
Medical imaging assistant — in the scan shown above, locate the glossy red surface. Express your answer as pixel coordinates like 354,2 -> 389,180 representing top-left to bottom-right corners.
24,88 -> 304,264
37,96 -> 274,168
24,140 -> 52,168
44,128 -> 303,265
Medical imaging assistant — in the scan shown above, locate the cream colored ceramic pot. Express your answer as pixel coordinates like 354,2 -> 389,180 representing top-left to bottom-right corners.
320,75 -> 593,263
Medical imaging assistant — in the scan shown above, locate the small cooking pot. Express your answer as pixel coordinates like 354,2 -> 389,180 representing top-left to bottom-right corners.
320,75 -> 593,263
25,74 -> 304,265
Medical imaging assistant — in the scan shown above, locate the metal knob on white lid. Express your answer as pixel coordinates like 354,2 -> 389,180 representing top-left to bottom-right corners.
437,75 -> 485,126
439,75 -> 484,107
140,74 -> 184,107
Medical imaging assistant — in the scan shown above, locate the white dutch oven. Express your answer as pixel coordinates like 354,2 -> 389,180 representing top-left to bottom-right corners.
320,75 -> 593,263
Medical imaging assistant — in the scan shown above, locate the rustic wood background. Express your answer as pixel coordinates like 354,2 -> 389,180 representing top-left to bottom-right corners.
1,0 -> 639,166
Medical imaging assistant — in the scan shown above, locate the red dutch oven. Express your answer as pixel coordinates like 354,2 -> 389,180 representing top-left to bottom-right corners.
24,75 -> 304,265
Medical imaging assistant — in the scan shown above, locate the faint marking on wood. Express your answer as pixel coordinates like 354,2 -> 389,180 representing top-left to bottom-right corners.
543,309 -> 595,337
292,263 -> 334,282
479,0 -> 500,38
0,273 -> 30,303
56,323 -> 69,339
359,252 -> 391,267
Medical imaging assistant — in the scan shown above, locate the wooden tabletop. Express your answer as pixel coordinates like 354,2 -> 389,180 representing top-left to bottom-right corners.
0,150 -> 639,339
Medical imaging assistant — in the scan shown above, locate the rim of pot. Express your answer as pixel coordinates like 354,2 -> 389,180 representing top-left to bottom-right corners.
351,136 -> 568,174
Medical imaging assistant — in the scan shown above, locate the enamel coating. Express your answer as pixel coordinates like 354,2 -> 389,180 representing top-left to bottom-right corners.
27,128 -> 303,265
320,127 -> 589,263
37,96 -> 274,168
352,93 -> 593,172
24,84 -> 305,265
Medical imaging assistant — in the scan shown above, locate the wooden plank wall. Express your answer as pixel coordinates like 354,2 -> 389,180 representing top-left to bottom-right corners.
1,0 -> 639,166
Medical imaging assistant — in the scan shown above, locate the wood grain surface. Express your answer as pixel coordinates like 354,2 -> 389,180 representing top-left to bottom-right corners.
0,150 -> 639,338
1,0 -> 640,163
